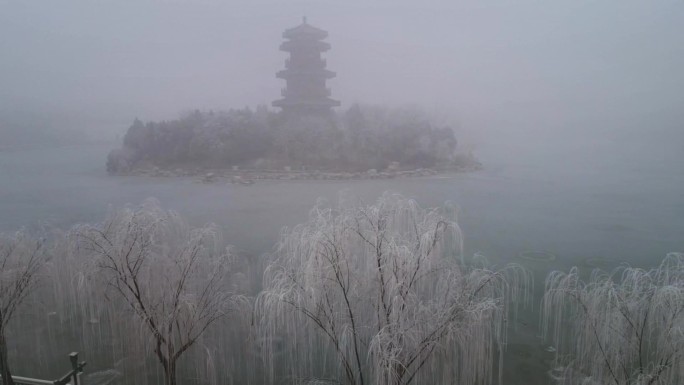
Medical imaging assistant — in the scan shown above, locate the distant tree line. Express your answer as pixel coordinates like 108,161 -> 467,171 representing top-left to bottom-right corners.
107,105 -> 463,173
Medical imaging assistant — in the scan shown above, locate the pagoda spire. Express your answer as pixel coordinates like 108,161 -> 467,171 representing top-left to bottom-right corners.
272,18 -> 340,116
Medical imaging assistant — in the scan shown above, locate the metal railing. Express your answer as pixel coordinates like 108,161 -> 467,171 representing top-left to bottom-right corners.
1,352 -> 86,385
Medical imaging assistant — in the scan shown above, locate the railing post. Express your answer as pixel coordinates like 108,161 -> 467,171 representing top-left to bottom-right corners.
68,353 -> 78,385
1,352 -> 85,385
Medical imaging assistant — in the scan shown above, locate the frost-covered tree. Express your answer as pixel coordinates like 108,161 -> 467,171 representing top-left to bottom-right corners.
257,193 -> 529,385
107,105 -> 468,174
541,253 -> 684,385
77,200 -> 244,385
0,232 -> 46,385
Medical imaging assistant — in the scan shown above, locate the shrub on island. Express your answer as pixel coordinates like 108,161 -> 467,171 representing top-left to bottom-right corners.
107,105 -> 475,175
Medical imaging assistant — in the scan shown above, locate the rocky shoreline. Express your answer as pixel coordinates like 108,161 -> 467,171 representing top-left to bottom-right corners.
119,162 -> 482,185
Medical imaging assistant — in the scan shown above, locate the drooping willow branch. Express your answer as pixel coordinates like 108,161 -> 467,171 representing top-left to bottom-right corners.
76,199 -> 242,385
541,253 -> 684,385
257,193 -> 530,385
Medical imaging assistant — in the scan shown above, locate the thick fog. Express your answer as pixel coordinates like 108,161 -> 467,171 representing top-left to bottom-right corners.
2,0 -> 682,143
2,2 -> 684,385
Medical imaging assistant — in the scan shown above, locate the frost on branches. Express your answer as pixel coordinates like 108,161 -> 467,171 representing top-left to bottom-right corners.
257,193 -> 530,385
76,200 -> 246,385
541,253 -> 684,385
0,232 -> 46,385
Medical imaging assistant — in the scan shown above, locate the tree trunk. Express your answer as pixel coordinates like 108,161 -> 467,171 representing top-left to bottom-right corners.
165,358 -> 177,385
154,342 -> 177,385
0,330 -> 15,385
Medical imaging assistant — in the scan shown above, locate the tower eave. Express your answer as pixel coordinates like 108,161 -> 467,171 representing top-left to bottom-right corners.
280,40 -> 331,52
276,69 -> 336,79
272,98 -> 340,108
282,21 -> 328,40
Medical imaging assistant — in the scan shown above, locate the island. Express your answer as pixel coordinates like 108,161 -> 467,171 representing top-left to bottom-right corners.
106,18 -> 480,182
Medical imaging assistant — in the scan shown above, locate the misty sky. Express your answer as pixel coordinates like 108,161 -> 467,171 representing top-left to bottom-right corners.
1,0 -> 682,139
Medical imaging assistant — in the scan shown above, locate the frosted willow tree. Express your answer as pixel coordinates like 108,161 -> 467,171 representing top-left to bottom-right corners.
541,253 -> 684,385
257,193 -> 529,385
0,232 -> 46,385
77,200 -> 243,385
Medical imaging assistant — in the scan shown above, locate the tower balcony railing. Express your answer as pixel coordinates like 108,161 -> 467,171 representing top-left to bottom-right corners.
285,58 -> 326,69
280,40 -> 331,52
281,88 -> 332,99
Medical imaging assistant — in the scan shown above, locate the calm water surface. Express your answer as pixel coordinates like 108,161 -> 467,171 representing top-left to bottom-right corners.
1,136 -> 682,384
2,139 -> 681,267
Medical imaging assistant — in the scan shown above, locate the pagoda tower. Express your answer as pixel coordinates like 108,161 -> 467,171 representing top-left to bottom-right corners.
273,17 -> 340,116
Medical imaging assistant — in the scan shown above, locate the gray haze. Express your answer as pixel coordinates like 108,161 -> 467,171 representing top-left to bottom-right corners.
2,3 -> 684,383
2,0 -> 683,143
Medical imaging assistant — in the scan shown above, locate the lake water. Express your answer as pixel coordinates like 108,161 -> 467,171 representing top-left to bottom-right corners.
1,134 -> 682,384
2,136 -> 681,267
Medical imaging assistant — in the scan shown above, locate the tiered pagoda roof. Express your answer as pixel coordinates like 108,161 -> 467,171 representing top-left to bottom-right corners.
272,17 -> 340,116
282,19 -> 328,40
